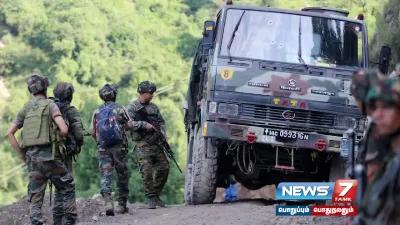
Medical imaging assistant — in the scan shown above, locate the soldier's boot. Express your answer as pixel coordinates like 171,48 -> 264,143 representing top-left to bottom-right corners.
52,214 -> 63,225
63,214 -> 77,225
147,196 -> 157,209
155,195 -> 166,207
115,199 -> 129,214
104,194 -> 115,216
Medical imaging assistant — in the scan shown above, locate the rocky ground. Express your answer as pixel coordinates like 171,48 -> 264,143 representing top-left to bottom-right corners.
0,184 -> 346,225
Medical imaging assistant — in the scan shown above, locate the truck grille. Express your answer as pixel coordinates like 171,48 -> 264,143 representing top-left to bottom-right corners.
241,104 -> 335,129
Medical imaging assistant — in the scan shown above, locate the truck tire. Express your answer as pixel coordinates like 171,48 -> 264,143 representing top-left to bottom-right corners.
184,164 -> 193,205
184,127 -> 195,205
190,125 -> 219,205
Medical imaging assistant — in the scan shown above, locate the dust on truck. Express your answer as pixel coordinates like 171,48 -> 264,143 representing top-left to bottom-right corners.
183,1 -> 392,205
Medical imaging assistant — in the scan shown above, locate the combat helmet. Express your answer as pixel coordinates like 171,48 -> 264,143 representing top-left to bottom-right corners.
99,84 -> 117,101
27,74 -> 50,95
351,69 -> 384,114
137,81 -> 156,94
364,74 -> 400,108
53,82 -> 75,102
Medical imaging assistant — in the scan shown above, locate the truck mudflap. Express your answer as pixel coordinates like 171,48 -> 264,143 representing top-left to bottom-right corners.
203,121 -> 345,152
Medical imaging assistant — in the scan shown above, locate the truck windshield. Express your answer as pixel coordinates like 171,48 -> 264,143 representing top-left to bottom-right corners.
220,9 -> 364,69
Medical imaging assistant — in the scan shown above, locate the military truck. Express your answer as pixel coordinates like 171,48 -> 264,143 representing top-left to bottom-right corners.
183,1 -> 391,205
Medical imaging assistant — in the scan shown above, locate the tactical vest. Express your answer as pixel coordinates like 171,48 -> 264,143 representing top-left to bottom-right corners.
22,99 -> 54,147
358,152 -> 400,225
21,98 -> 66,160
129,100 -> 159,142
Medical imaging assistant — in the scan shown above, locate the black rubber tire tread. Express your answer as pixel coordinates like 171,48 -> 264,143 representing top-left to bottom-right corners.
184,165 -> 192,205
184,128 -> 195,205
191,126 -> 218,205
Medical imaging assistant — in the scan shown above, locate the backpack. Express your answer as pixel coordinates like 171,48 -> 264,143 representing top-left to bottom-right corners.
96,102 -> 123,147
22,99 -> 54,147
52,98 -> 82,159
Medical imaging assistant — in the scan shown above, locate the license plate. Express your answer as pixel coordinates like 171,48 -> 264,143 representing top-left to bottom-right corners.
263,128 -> 309,140
340,138 -> 349,157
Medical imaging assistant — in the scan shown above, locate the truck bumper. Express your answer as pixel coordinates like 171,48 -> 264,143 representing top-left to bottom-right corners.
203,121 -> 345,153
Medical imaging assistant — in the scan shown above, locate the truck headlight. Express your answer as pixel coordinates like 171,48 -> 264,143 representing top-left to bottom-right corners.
334,116 -> 356,129
218,103 -> 239,116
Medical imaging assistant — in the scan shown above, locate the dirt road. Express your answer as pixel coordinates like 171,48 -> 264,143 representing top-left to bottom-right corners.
1,194 -> 345,225
79,201 -> 345,225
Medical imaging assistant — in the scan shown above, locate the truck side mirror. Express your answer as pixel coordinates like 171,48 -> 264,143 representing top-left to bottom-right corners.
202,21 -> 215,51
200,20 -> 215,69
378,45 -> 391,74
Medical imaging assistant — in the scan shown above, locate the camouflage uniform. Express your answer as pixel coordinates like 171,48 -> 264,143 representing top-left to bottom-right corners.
350,70 -> 390,165
91,84 -> 130,215
126,81 -> 170,209
54,104 -> 84,171
53,82 -> 85,173
351,72 -> 400,225
13,75 -> 77,225
52,82 -> 84,223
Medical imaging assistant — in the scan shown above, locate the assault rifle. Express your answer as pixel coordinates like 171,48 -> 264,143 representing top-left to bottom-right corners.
133,103 -> 183,173
343,128 -> 366,225
148,128 -> 183,173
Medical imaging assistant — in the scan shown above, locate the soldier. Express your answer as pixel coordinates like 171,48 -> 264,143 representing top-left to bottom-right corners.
90,84 -> 133,215
350,70 -> 391,183
126,80 -> 170,209
348,70 -> 400,224
52,82 -> 85,223
52,82 -> 85,172
6,75 -> 77,225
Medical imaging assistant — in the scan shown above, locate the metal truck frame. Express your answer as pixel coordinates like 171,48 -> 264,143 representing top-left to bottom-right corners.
183,1 -> 391,205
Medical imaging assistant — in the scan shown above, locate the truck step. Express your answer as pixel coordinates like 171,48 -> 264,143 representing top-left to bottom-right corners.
274,146 -> 295,170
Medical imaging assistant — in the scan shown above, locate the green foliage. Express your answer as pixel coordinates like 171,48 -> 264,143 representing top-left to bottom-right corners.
369,0 -> 400,70
0,0 -> 395,207
0,0 -> 194,206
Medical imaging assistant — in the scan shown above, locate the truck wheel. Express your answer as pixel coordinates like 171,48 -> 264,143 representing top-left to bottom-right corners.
184,127 -> 195,205
190,125 -> 219,205
184,164 -> 193,205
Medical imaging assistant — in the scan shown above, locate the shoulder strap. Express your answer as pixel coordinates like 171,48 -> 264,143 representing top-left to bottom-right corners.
130,100 -> 148,122
62,105 -> 75,122
25,98 -> 53,115
35,98 -> 53,107
64,105 -> 74,113
43,98 -> 54,104
130,100 -> 138,109
108,102 -> 117,109
131,100 -> 144,111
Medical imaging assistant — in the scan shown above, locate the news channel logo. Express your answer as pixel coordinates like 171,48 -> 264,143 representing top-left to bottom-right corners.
275,180 -> 357,202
